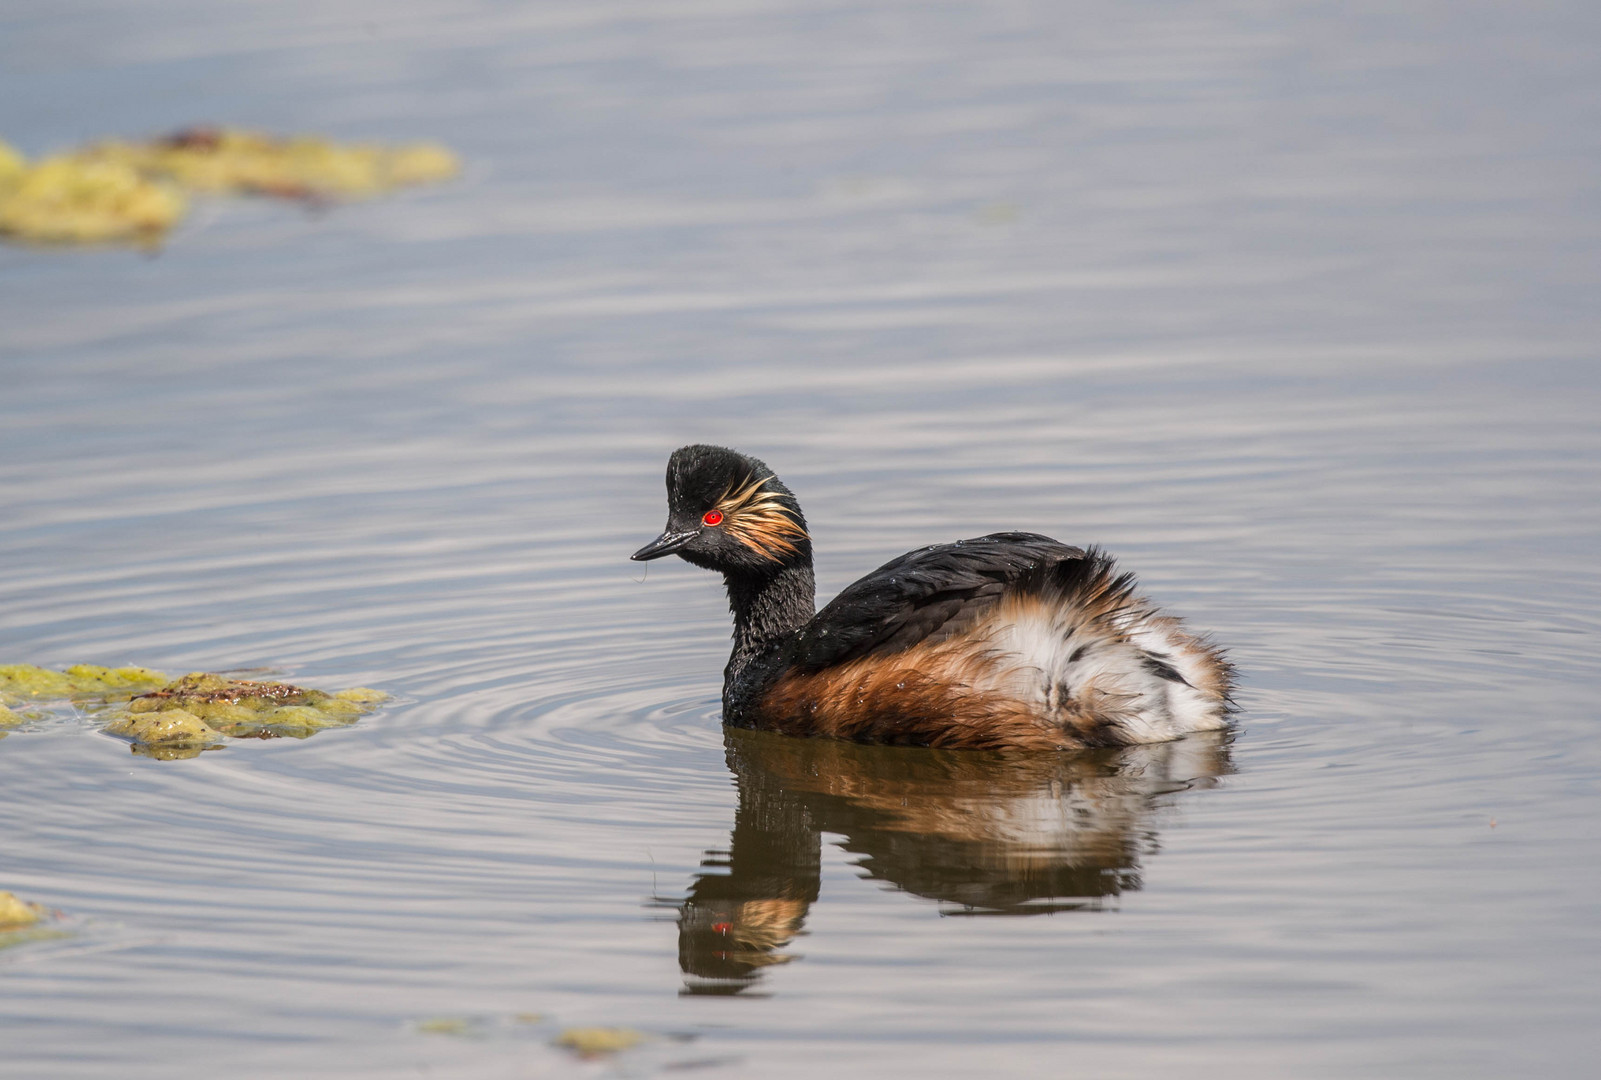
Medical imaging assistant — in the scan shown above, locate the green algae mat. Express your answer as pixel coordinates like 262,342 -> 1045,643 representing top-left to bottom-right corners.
0,664 -> 387,759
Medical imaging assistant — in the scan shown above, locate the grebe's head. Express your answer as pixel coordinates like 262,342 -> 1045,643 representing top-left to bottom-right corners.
631,445 -> 810,573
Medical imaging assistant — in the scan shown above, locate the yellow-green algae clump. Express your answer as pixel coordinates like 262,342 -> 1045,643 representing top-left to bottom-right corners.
0,664 -> 386,758
0,662 -> 168,700
1,128 -> 458,247
76,127 -> 459,202
0,140 -> 184,246
0,891 -> 45,929
0,890 -> 70,952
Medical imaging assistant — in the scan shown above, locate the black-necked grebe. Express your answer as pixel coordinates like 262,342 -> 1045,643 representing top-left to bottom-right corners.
632,445 -> 1231,750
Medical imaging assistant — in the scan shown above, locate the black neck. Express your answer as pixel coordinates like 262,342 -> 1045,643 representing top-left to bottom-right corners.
724,562 -> 816,679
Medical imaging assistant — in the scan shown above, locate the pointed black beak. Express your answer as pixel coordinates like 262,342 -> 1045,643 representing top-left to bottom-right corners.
631,529 -> 697,561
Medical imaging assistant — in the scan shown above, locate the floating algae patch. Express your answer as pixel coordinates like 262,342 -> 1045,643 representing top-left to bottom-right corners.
0,146 -> 185,246
119,672 -> 387,738
0,892 -> 45,929
77,127 -> 460,202
0,663 -> 169,702
102,708 -> 223,757
0,665 -> 386,757
1,127 -> 458,247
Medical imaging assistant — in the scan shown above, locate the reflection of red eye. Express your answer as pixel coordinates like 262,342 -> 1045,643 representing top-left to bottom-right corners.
702,510 -> 724,527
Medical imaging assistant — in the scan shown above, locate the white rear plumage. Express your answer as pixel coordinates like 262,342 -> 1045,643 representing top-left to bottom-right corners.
977,575 -> 1231,745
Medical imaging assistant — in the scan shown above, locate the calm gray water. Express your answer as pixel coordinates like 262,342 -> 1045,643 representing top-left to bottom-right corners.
2,2 -> 1599,1076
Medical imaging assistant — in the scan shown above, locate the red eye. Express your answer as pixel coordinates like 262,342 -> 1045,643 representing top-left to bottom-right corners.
702,509 -> 724,527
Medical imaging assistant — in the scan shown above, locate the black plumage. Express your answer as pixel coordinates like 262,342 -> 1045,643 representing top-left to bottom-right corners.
786,533 -> 1086,671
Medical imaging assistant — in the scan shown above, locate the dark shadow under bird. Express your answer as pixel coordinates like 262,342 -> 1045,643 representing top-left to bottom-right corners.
633,445 -> 1231,750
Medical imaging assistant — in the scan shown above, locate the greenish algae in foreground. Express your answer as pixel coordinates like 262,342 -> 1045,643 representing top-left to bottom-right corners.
0,664 -> 387,759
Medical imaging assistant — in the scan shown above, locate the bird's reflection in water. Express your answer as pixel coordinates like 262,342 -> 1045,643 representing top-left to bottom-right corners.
669,727 -> 1233,995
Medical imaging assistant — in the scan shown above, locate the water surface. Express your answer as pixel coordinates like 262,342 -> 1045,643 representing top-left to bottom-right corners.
2,2 -> 1599,1077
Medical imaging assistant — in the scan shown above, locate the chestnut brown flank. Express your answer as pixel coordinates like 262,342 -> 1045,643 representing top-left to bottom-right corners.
760,627 -> 1133,751
758,570 -> 1226,750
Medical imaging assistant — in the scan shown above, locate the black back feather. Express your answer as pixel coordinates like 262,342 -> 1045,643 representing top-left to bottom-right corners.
785,532 -> 1088,671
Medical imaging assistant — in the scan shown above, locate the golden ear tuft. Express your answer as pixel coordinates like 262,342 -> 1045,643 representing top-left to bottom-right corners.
715,474 -> 808,561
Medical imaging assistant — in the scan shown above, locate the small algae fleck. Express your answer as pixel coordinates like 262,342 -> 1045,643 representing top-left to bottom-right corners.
0,664 -> 387,756
975,200 -> 1021,225
554,1027 -> 647,1058
414,1017 -> 482,1037
77,127 -> 460,202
